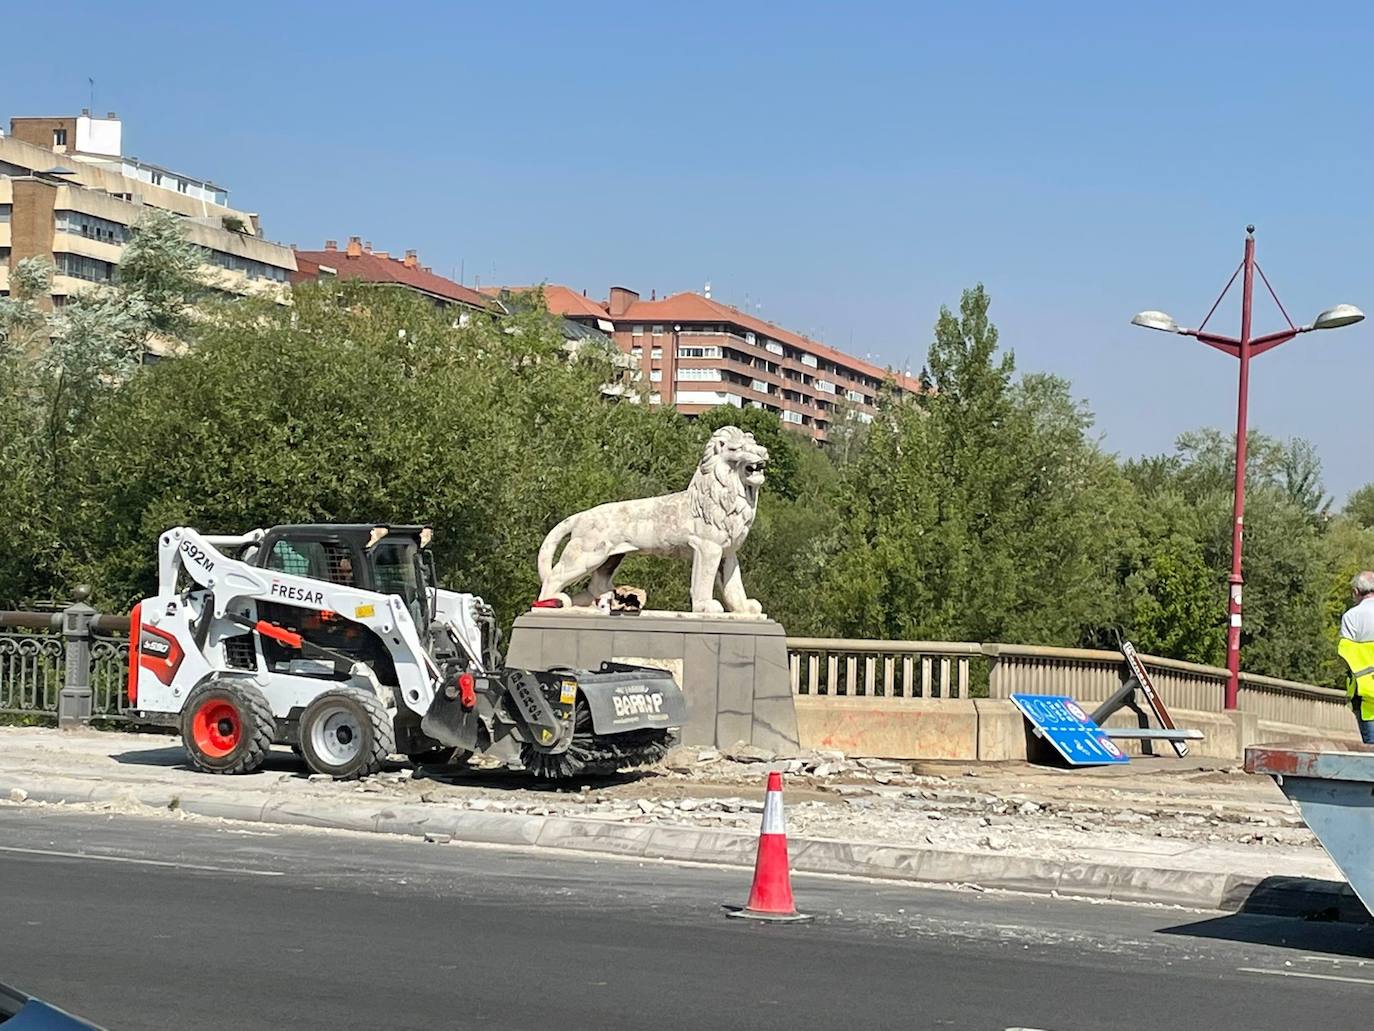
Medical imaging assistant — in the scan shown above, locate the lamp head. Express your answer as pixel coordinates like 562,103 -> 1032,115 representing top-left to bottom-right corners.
1131,310 -> 1181,333
1311,304 -> 1365,331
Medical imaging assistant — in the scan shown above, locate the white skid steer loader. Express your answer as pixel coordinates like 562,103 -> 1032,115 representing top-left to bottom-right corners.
126,524 -> 685,780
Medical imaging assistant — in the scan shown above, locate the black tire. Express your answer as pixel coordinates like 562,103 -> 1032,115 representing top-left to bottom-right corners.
298,688 -> 395,780
180,677 -> 275,775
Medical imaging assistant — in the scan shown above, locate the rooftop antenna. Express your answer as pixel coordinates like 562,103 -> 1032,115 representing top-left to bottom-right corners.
704,280 -> 712,299
88,77 -> 95,112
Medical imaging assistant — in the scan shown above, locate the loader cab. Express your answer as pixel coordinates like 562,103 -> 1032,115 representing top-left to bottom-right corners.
255,524 -> 435,630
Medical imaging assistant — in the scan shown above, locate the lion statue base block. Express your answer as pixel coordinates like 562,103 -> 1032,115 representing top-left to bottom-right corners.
506,608 -> 800,751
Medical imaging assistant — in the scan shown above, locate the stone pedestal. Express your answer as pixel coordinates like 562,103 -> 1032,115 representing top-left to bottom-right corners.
506,610 -> 800,752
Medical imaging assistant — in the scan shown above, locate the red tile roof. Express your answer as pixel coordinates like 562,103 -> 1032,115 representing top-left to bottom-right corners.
540,284 -> 610,320
479,284 -> 610,321
293,248 -> 497,311
618,292 -> 922,391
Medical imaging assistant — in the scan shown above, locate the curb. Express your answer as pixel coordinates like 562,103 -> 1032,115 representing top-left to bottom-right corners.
3,773 -> 1361,922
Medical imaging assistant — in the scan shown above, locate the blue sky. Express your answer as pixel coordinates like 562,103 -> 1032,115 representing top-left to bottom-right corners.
7,1 -> 1373,496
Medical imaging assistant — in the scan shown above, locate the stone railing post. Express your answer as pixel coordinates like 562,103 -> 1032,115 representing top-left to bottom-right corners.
58,585 -> 96,728
981,643 -> 1003,697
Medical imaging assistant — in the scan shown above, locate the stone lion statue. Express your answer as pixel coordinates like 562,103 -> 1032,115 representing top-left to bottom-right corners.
537,426 -> 770,614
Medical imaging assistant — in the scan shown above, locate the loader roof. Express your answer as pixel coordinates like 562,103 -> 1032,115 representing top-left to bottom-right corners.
261,524 -> 432,552
267,523 -> 428,538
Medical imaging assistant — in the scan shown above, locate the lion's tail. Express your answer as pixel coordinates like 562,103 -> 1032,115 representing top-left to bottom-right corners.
537,514 -> 577,586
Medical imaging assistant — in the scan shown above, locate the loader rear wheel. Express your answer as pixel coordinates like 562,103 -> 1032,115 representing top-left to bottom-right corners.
181,678 -> 275,776
299,688 -> 394,781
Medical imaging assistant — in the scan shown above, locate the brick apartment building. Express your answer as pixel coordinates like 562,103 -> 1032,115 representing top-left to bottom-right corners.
0,111 -> 295,317
524,284 -> 922,442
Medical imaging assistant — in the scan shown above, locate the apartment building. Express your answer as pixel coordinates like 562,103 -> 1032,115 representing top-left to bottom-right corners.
531,284 -> 922,442
293,237 -> 498,314
0,111 -> 295,310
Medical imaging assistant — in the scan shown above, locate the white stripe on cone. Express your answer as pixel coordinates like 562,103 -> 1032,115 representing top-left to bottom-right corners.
760,784 -> 786,835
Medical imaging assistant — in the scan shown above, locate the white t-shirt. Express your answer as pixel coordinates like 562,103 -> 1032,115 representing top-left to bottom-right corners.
1341,597 -> 1374,642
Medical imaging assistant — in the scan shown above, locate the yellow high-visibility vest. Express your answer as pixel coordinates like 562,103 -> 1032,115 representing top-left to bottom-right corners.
1338,637 -> 1374,720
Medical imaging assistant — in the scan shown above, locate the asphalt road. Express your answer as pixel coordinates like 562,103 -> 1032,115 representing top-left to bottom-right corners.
2,808 -> 1374,1030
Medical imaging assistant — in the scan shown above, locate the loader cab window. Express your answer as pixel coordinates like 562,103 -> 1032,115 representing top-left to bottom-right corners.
265,539 -> 358,586
373,539 -> 427,627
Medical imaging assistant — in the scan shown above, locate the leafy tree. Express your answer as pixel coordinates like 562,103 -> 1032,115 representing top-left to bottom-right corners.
116,208 -> 204,338
63,283 -> 696,617
816,286 -> 1130,645
1344,483 -> 1374,530
1126,428 -> 1335,680
0,257 -> 53,356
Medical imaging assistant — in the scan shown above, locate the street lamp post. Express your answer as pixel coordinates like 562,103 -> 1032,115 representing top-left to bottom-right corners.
1132,225 -> 1364,710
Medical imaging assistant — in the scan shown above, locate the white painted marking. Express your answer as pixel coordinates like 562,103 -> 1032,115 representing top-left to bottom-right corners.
1238,967 -> 1374,986
0,844 -> 284,876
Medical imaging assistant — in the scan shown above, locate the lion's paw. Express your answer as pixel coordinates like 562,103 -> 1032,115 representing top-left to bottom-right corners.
694,599 -> 725,614
740,598 -> 763,615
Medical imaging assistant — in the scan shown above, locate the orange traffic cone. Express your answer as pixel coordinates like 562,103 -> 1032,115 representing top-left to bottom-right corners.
726,770 -> 812,922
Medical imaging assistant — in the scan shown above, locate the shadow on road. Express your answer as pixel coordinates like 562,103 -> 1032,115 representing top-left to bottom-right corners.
1160,889 -> 1374,960
110,743 -> 655,792
1159,912 -> 1374,958
111,746 -> 302,775
410,762 -> 655,793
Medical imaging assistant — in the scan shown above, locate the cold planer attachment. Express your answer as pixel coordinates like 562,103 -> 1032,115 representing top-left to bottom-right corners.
422,661 -> 687,778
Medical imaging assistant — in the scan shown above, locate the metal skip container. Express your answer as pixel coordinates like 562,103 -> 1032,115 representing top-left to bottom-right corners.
1246,739 -> 1374,916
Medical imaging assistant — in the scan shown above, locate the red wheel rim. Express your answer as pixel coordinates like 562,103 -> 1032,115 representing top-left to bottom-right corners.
192,700 -> 241,758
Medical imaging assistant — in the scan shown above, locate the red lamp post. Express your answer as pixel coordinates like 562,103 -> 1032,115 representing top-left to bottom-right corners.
1132,226 -> 1364,710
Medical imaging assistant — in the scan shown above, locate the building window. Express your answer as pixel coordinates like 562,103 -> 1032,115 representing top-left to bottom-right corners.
0,205 -> 10,223
53,128 -> 67,147
56,252 -> 115,283
55,210 -> 128,245
649,392 -> 662,405
632,324 -> 644,336
677,368 -> 721,382
781,410 -> 803,425
203,246 -> 290,282
649,370 -> 663,382
630,347 -> 643,360
650,347 -> 662,359
677,345 -> 721,359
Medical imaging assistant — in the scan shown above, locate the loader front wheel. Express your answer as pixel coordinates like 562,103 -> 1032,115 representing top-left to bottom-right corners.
181,678 -> 275,776
299,688 -> 394,781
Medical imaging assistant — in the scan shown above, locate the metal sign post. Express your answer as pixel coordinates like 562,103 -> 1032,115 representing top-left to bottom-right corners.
1090,641 -> 1190,758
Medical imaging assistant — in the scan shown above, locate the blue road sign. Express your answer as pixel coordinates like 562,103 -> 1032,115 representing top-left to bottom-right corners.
1010,694 -> 1129,766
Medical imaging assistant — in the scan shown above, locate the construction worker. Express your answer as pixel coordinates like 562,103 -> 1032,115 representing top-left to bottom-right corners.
1338,570 -> 1374,744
